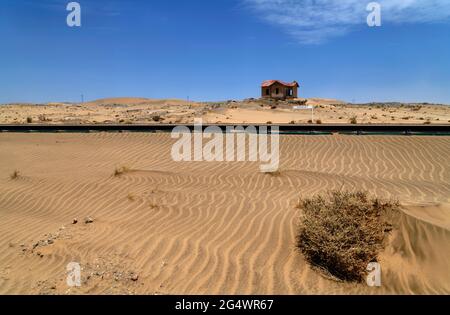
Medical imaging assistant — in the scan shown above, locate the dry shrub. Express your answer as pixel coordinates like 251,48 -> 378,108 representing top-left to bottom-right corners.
349,116 -> 358,124
10,170 -> 20,180
297,190 -> 398,282
127,193 -> 136,201
114,166 -> 130,177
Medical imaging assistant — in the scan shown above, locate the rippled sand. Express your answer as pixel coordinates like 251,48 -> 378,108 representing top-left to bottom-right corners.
0,133 -> 449,294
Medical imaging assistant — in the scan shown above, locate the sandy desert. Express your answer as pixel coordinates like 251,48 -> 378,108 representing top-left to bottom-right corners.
0,132 -> 449,294
1,97 -> 450,125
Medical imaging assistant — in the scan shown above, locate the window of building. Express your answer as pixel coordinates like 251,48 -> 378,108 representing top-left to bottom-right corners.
266,88 -> 270,96
276,88 -> 279,94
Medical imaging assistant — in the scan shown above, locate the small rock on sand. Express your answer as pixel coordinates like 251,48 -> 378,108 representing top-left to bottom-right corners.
130,273 -> 139,281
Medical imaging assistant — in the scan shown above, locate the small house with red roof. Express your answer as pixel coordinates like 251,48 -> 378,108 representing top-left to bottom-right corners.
261,80 -> 299,100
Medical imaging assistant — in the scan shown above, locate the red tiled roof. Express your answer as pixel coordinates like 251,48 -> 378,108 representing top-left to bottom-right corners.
261,80 -> 299,88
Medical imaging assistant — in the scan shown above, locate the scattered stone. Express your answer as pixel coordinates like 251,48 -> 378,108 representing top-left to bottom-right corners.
47,239 -> 54,245
72,218 -> 78,225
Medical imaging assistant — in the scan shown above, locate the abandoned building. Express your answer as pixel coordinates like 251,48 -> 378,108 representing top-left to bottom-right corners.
261,80 -> 299,100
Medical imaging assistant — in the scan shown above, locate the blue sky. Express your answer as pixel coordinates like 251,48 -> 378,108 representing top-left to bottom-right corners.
1,0 -> 450,104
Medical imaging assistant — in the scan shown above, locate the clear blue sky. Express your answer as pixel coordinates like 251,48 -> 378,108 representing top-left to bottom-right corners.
1,0 -> 450,104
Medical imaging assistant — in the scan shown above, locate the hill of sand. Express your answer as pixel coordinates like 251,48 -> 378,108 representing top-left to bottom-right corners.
84,97 -> 198,107
1,97 -> 449,125
0,133 -> 449,294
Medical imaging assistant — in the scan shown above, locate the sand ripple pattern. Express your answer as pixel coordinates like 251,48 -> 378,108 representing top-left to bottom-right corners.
0,133 -> 449,294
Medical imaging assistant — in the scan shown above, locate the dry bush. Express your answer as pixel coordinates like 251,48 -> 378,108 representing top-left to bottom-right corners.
114,166 -> 131,177
127,193 -> 136,201
349,116 -> 358,124
297,190 -> 398,282
38,114 -> 51,122
316,119 -> 322,124
10,170 -> 20,180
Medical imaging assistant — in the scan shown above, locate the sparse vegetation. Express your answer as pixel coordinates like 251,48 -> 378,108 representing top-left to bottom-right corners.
149,202 -> 158,209
316,119 -> 322,124
114,166 -> 131,177
152,115 -> 162,122
349,116 -> 358,124
26,117 -> 32,123
127,193 -> 136,201
297,190 -> 398,282
38,114 -> 51,122
10,170 -> 20,180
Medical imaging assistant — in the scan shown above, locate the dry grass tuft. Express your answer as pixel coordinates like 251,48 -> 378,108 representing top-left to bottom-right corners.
114,166 -> 131,177
127,193 -> 136,201
297,190 -> 398,282
10,170 -> 20,180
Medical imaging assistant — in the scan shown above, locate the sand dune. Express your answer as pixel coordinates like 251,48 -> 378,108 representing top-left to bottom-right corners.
0,133 -> 449,294
84,97 -> 196,107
